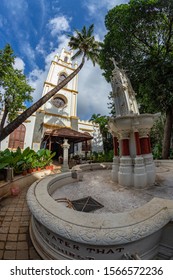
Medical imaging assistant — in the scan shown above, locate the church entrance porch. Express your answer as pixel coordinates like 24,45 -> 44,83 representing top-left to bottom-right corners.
41,127 -> 93,168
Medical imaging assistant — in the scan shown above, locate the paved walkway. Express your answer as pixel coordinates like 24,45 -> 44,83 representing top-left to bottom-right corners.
0,184 -> 41,260
2,164 -> 172,260
0,162 -> 62,260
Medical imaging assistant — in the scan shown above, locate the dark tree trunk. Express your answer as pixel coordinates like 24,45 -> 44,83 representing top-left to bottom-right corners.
162,106 -> 173,159
0,105 -> 8,130
0,57 -> 85,142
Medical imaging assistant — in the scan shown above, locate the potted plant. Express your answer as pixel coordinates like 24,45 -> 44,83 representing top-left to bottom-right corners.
36,149 -> 56,169
0,149 -> 15,181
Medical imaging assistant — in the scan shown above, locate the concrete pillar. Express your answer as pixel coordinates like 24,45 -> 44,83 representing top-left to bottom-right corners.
148,136 -> 152,153
139,130 -> 155,186
113,136 -> 119,156
118,132 -> 132,187
62,139 -> 70,172
140,137 -> 150,154
134,131 -> 141,155
133,131 -> 147,188
121,139 -> 130,156
112,136 -> 119,182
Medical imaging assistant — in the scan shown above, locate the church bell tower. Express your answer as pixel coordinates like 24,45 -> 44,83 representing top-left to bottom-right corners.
32,48 -> 79,148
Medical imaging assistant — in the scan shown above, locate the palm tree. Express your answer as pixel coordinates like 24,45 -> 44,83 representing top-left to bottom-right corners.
89,113 -> 113,153
0,24 -> 100,141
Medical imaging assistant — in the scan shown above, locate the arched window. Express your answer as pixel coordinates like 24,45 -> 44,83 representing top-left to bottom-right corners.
64,56 -> 68,63
8,124 -> 26,149
58,73 -> 67,83
58,72 -> 67,85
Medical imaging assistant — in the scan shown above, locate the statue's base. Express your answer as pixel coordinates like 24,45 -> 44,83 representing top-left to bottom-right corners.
112,154 -> 156,188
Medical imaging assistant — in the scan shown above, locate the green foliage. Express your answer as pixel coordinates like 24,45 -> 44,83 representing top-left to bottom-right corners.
100,0 -> 173,158
36,149 -> 56,168
0,147 -> 56,173
152,143 -> 162,159
169,148 -> 173,159
68,24 -> 101,66
90,151 -> 113,163
100,0 -> 173,114
89,113 -> 113,153
0,44 -> 33,129
150,115 -> 165,158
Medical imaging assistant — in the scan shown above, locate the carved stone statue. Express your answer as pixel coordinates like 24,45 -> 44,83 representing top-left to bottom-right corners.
110,58 -> 139,116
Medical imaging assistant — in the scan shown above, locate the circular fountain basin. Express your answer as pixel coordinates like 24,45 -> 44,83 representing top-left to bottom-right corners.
27,163 -> 173,260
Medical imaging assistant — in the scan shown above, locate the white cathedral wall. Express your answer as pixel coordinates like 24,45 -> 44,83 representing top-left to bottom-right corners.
1,135 -> 9,150
43,114 -> 71,128
0,115 -> 36,151
46,63 -> 75,90
78,121 -> 103,154
25,115 -> 36,149
44,92 -> 73,117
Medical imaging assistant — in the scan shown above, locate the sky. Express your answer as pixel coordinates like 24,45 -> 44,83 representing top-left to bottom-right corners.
0,0 -> 129,120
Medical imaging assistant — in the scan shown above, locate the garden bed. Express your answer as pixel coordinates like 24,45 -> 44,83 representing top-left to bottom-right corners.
0,169 -> 52,200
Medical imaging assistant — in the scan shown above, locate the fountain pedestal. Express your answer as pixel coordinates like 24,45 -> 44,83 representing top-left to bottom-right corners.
109,114 -> 159,187
109,60 -> 160,188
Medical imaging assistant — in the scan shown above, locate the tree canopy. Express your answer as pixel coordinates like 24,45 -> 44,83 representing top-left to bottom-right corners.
69,24 -> 100,65
0,44 -> 33,130
100,0 -> 173,158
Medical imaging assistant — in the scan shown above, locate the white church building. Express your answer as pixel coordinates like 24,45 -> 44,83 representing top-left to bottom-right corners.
0,48 -> 103,158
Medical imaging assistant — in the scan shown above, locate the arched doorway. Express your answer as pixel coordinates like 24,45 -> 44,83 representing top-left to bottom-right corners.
8,124 -> 26,149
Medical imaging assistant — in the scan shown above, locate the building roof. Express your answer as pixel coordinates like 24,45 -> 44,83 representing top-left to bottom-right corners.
43,127 -> 93,144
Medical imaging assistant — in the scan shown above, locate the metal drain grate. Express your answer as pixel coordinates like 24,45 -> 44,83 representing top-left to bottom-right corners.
71,196 -> 104,212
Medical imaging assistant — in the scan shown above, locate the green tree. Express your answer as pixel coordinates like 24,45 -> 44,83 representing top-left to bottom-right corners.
100,0 -> 173,158
150,115 -> 165,159
0,24 -> 100,141
89,113 -> 113,152
0,44 -> 33,133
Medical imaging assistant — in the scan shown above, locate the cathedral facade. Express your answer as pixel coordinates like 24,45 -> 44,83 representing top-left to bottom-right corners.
1,48 -> 103,158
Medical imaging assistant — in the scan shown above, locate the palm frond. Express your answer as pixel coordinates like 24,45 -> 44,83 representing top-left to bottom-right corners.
71,50 -> 82,60
68,24 -> 100,65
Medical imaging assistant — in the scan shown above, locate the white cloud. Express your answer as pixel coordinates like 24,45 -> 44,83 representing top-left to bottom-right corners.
14,57 -> 25,72
28,68 -> 47,103
85,0 -> 129,15
28,18 -> 71,105
36,37 -> 46,56
4,0 -> 28,16
0,15 -> 7,28
45,34 -> 70,66
28,23 -> 111,120
20,42 -> 37,68
77,61 -> 111,120
83,0 -> 129,40
48,15 -> 70,37
27,8 -> 113,120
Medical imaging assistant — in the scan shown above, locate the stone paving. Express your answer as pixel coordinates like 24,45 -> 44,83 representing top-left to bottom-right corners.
0,164 -> 173,259
0,185 -> 41,260
0,162 -> 62,260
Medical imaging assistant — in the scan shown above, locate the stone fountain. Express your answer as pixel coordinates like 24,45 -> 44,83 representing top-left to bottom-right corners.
27,61 -> 173,260
109,59 -> 159,188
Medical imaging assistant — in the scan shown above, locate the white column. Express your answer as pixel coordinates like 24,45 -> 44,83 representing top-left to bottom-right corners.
111,136 -> 119,182
139,129 -> 156,186
118,131 -> 133,187
62,139 -> 70,172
